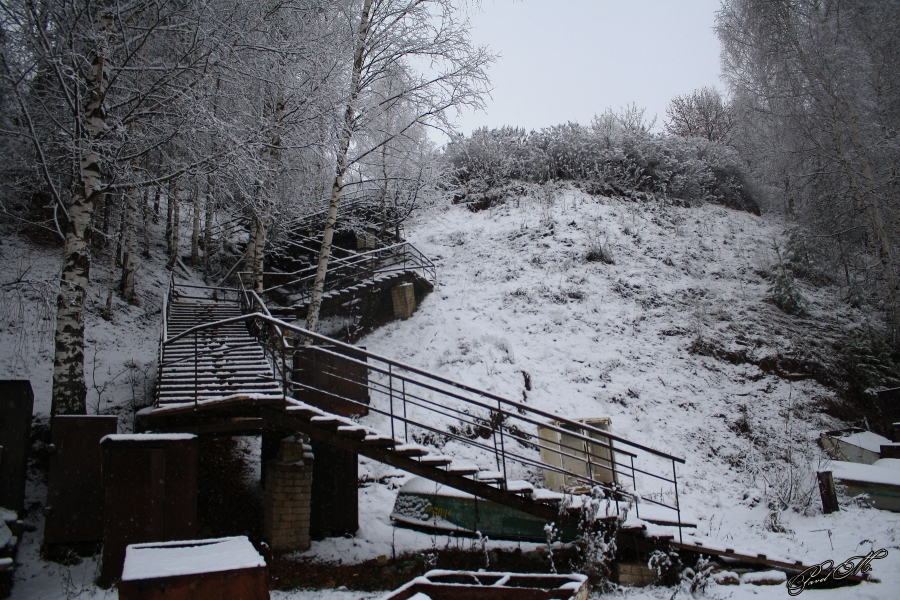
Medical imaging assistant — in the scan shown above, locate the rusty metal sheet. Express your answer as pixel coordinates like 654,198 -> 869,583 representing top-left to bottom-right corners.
0,380 -> 34,514
293,345 -> 369,417
100,448 -> 166,583
99,436 -> 199,583
44,415 -> 118,545
309,440 -> 357,539
118,567 -> 268,600
877,387 -> 900,440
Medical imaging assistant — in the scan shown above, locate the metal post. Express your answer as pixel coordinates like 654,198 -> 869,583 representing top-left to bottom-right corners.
631,455 -> 639,520
673,460 -> 682,543
281,346 -> 288,408
402,379 -> 408,442
389,364 -> 395,440
497,400 -> 508,491
585,428 -> 595,484
194,331 -> 199,408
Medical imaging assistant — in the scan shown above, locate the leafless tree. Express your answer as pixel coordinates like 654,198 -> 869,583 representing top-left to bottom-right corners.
664,87 -> 733,142
717,0 -> 900,338
304,0 -> 493,331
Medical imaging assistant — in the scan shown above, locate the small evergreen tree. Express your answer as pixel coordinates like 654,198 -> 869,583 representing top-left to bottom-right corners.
769,243 -> 807,315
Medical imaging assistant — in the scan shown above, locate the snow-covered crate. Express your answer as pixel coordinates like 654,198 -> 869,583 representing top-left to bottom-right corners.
384,570 -> 588,600
118,536 -> 268,600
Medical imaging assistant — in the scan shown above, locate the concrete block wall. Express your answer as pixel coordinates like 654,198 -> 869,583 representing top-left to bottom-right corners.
614,561 -> 657,586
390,282 -> 416,319
263,436 -> 314,553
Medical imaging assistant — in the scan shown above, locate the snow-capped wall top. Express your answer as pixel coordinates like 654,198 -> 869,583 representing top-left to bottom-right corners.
830,460 -> 900,487
100,433 -> 196,444
823,429 -> 892,454
121,536 -> 264,581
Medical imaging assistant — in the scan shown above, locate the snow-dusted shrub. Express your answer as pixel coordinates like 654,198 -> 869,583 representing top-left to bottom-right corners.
570,488 -> 628,585
843,331 -> 900,400
837,330 -> 900,430
680,557 -> 714,595
742,430 -> 823,516
648,549 -> 681,586
444,123 -> 759,214
584,244 -> 614,265
768,244 -> 808,315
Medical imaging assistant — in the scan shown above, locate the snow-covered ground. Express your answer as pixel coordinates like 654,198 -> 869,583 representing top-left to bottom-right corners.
2,184 -> 899,599
343,186 -> 899,598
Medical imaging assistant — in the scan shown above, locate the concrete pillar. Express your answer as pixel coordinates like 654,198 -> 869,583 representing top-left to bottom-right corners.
356,232 -> 375,250
263,436 -> 314,553
390,282 -> 416,319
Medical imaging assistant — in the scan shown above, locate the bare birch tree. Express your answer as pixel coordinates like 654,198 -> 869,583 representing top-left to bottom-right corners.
664,87 -> 733,142
305,0 -> 492,331
1,0 -> 243,414
718,0 -> 900,337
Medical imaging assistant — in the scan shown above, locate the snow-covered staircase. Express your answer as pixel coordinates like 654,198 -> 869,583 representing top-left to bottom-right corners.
149,278 -> 686,533
260,241 -> 435,319
157,300 -> 283,405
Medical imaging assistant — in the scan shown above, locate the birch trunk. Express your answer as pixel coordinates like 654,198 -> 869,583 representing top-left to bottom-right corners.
102,198 -> 119,321
51,10 -> 111,416
250,90 -> 285,293
168,181 -> 180,268
306,0 -> 373,332
165,184 -> 174,257
191,181 -> 202,267
251,213 -> 267,294
141,188 -> 151,259
152,186 -> 161,224
204,181 -> 215,276
121,186 -> 138,303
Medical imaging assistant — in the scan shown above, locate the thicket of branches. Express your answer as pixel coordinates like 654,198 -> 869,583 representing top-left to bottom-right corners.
0,0 -> 490,416
717,0 -> 900,343
444,109 -> 758,214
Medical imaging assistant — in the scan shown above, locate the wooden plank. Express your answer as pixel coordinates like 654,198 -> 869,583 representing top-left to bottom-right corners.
668,541 -> 867,582
817,471 -> 840,514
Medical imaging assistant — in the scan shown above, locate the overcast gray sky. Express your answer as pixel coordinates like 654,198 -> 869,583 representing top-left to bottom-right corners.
448,0 -> 724,138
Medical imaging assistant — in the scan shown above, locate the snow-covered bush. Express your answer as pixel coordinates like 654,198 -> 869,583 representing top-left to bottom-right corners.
444,123 -> 759,214
768,244 -> 808,315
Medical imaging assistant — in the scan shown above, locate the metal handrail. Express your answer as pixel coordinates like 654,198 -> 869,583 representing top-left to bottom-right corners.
254,241 -> 435,300
155,271 -> 176,405
156,294 -> 685,537
161,312 -> 683,464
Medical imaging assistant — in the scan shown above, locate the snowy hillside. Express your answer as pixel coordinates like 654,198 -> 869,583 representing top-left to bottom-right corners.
3,184 -> 899,599
351,185 -> 899,598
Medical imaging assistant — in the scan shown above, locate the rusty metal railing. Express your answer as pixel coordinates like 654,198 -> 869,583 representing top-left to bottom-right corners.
241,241 -> 435,307
157,293 -> 687,538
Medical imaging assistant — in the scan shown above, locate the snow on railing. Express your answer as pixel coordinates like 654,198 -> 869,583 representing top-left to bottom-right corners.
157,301 -> 686,537
241,241 -> 435,303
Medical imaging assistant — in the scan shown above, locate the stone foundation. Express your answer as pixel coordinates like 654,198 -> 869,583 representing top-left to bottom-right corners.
613,561 -> 657,586
263,436 -> 314,553
391,282 -> 416,319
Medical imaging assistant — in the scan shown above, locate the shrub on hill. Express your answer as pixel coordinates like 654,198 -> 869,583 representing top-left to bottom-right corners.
445,124 -> 759,214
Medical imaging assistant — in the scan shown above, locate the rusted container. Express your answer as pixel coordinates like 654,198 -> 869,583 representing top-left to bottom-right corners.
309,440 -> 357,538
118,536 -> 268,600
44,415 -> 118,547
99,434 -> 199,584
293,345 -> 369,417
385,570 -> 589,600
877,388 -> 900,440
0,381 -> 34,513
